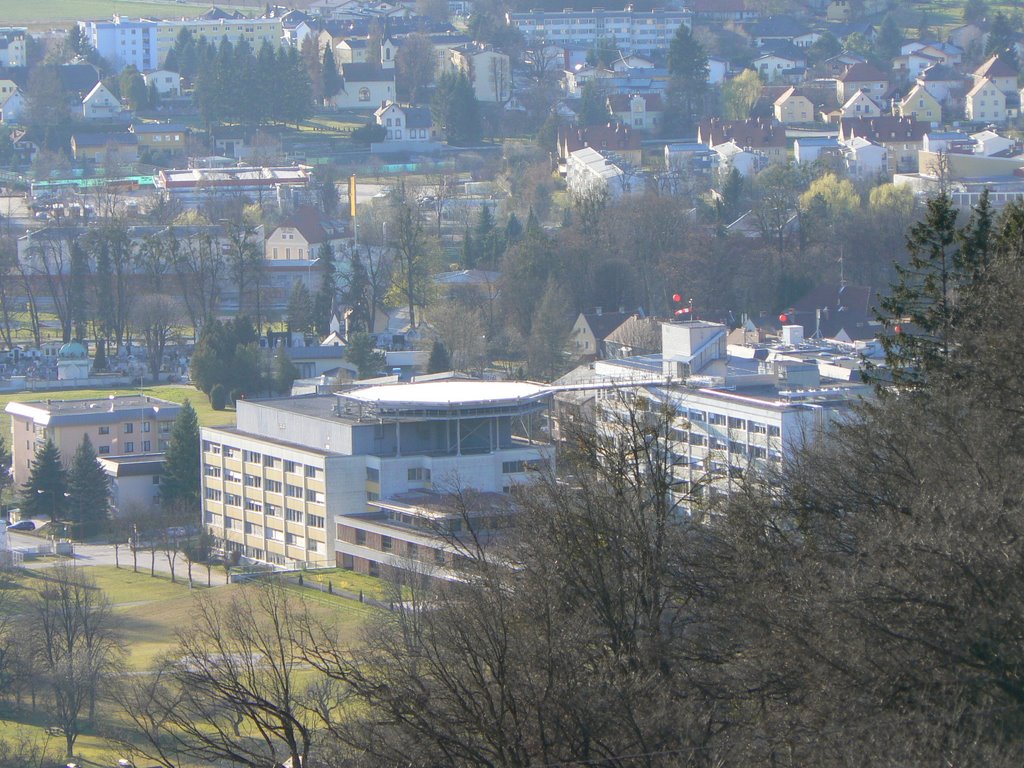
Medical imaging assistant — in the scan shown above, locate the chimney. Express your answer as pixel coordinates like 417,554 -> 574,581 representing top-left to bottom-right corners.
595,306 -> 602,316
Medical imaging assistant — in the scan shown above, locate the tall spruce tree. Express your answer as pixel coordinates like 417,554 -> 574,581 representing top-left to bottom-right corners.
20,439 -> 68,522
160,401 -> 200,514
67,435 -> 110,538
0,432 -> 11,498
662,24 -> 708,137
874,191 -> 993,390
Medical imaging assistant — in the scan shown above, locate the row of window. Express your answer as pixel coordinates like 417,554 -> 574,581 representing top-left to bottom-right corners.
97,439 -> 163,455
203,442 -> 322,478
353,528 -> 448,565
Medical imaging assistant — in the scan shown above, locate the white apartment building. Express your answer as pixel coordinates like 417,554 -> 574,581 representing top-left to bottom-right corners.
0,28 -> 28,68
506,7 -> 692,55
200,381 -> 554,579
80,16 -> 282,73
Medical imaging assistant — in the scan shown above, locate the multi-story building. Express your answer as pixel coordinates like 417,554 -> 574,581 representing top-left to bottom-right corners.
506,7 -> 692,56
80,16 -> 282,73
5,394 -> 181,488
0,28 -> 28,68
200,381 -> 553,578
555,320 -> 870,512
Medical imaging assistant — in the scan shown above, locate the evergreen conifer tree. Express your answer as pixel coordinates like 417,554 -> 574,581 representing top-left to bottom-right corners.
67,435 -> 110,538
160,401 -> 200,513
20,439 -> 68,522
427,340 -> 452,373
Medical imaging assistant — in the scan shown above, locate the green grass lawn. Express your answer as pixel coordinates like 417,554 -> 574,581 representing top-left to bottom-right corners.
7,0 -> 255,25
0,565 -> 370,764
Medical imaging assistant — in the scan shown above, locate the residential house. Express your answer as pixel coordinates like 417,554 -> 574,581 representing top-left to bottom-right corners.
331,62 -> 395,109
0,88 -> 25,124
336,38 -> 370,64
566,147 -> 640,200
664,142 -> 718,175
0,28 -> 27,68
839,115 -> 928,173
612,54 -> 654,71
444,43 -> 511,104
70,132 -> 139,165
841,136 -> 887,178
755,51 -> 805,82
898,84 -> 941,125
948,23 -> 985,54
922,130 -> 973,154
130,121 -> 188,159
836,62 -> 889,103
707,57 -> 729,85
604,315 -> 661,358
749,15 -> 809,48
840,89 -> 883,120
81,82 -> 123,120
916,63 -> 966,105
714,140 -> 767,177
373,101 -> 442,142
822,51 -> 867,78
901,41 -> 963,68
265,205 -> 347,262
98,454 -> 165,515
966,77 -> 1007,123
972,54 -> 1018,96
0,67 -> 27,105
570,310 -> 632,358
892,50 -> 943,79
794,136 -> 841,164
774,86 -> 815,124
971,129 -> 1016,157
697,118 -> 788,164
558,123 -> 642,169
142,69 -> 182,96
607,93 -> 662,132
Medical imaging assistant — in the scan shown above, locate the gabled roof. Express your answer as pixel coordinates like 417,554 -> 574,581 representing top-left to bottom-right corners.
577,311 -> 632,342
697,117 -> 786,150
791,283 -> 877,341
840,115 -> 928,143
842,89 -> 882,111
403,106 -> 433,129
559,123 -> 642,154
838,62 -> 888,82
341,62 -> 395,83
967,76 -> 1002,98
201,6 -> 244,20
975,54 -> 1017,79
918,63 -> 963,82
752,14 -> 808,38
83,81 -> 118,103
272,205 -> 343,246
607,92 -> 662,112
0,66 -> 28,88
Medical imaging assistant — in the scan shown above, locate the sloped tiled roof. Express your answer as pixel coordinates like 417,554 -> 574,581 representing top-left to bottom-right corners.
341,62 -> 395,83
607,92 -> 663,112
838,62 -> 888,82
840,115 -> 928,143
975,54 -> 1017,79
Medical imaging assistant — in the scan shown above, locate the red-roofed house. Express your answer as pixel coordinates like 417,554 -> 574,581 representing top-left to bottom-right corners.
606,93 -> 663,132
839,115 -> 928,172
265,206 -> 347,262
558,123 -> 642,168
697,117 -> 788,163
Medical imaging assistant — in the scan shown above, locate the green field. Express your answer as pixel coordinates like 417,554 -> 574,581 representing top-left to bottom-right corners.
0,565 -> 372,765
5,0 -> 269,25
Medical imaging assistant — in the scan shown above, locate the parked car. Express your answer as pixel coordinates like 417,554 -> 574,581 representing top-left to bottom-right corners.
7,520 -> 36,531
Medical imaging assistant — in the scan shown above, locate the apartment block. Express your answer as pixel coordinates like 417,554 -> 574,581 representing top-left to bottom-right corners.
81,16 -> 282,73
506,8 -> 692,55
200,381 -> 553,578
5,395 -> 181,487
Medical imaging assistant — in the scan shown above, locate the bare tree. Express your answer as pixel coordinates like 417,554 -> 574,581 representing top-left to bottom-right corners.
130,293 -> 186,382
29,564 -> 124,758
117,583 -> 335,768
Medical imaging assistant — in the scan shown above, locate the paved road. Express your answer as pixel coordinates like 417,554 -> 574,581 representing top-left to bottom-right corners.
6,532 -> 229,586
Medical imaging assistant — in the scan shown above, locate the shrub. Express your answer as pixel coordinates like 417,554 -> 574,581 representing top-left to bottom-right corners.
210,384 -> 227,410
